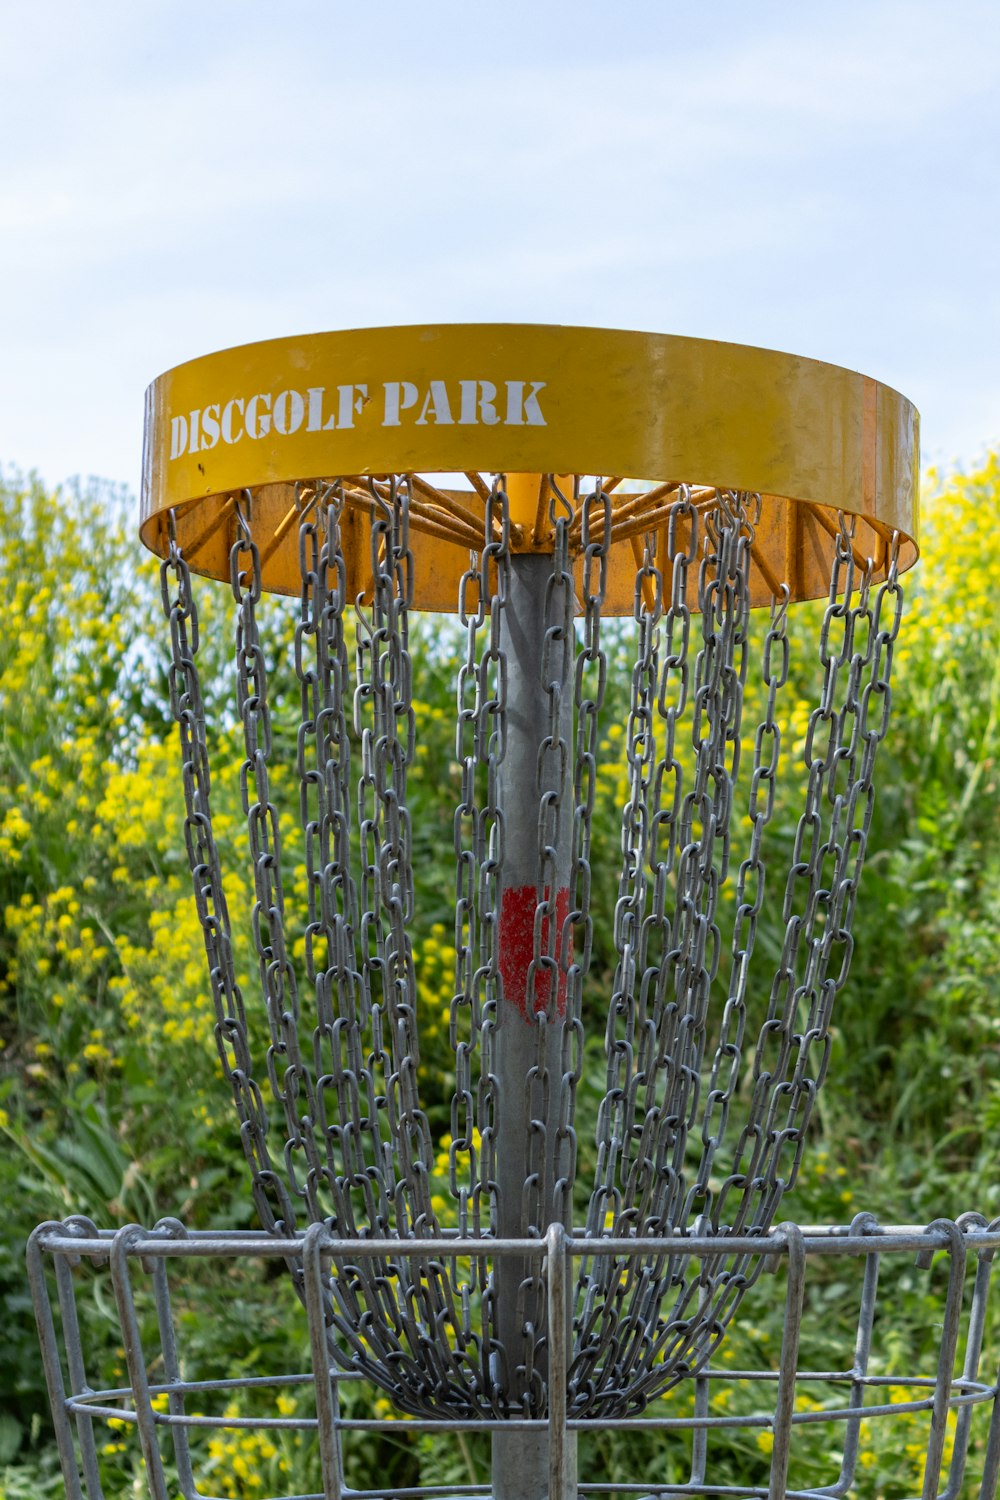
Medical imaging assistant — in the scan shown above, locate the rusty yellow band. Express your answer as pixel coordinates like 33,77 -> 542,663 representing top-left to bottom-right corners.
140,323 -> 919,610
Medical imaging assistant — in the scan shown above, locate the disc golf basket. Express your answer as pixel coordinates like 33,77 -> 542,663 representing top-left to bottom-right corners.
30,326 -> 999,1500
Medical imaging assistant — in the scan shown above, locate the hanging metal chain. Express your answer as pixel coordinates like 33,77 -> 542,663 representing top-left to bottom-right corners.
460,477 -> 510,1243
523,480 -> 578,1234
717,520 -> 904,1231
294,480 -> 391,1239
453,533 -> 484,1227
572,498 -> 905,1416
670,488 -> 754,1223
571,479 -> 612,1218
359,476 -> 431,1238
163,476 -> 904,1424
230,493 -> 318,1230
696,578 -> 790,1196
314,477 -> 490,1417
160,512 -> 297,1239
577,491 -> 753,1409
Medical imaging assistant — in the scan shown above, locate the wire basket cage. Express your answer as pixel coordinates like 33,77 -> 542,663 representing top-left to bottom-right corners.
28,1212 -> 1000,1500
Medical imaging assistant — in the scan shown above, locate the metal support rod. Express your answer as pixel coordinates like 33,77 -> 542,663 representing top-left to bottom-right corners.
767,1227 -> 806,1500
110,1226 -> 171,1500
304,1224 -> 345,1500
26,1224 -> 87,1500
547,1222 -> 571,1500
492,552 -> 578,1500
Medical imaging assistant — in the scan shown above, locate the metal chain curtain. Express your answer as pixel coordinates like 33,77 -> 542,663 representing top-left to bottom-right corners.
160,475 -> 902,1422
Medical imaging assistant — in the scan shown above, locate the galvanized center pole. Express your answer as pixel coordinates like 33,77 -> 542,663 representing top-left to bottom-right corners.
491,479 -> 578,1500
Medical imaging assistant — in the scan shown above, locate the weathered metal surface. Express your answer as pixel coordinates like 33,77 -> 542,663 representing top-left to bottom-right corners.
491,546 -> 578,1498
140,325 -> 919,609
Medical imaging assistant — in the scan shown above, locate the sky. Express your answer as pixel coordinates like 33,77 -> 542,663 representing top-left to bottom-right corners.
1,0 -> 998,496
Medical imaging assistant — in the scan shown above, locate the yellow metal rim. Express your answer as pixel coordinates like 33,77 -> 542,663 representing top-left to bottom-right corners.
140,323 -> 919,610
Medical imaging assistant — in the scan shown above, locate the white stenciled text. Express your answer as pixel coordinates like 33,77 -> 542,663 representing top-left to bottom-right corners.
168,378 -> 547,459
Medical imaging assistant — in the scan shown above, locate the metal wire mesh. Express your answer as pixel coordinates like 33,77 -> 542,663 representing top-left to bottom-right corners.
155,475 -> 904,1426
28,1212 -> 1000,1500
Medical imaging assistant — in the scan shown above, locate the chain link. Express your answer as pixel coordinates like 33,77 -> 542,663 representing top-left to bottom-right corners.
160,514 -> 297,1240
163,479 -> 903,1421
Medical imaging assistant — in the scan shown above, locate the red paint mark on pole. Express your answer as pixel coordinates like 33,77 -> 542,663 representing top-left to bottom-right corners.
498,885 -> 572,1021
